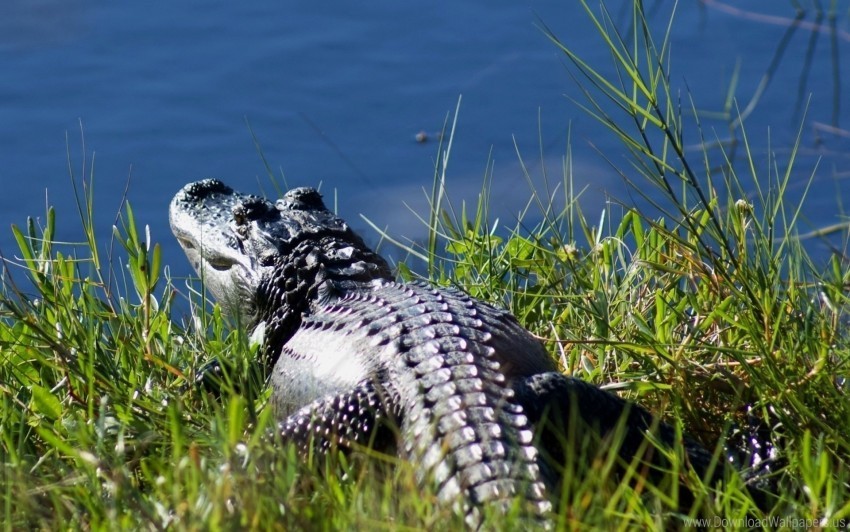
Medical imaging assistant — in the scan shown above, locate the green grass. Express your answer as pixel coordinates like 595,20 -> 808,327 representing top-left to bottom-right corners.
3,1 -> 850,529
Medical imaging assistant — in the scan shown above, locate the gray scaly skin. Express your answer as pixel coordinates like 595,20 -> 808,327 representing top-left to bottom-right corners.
170,179 -> 758,525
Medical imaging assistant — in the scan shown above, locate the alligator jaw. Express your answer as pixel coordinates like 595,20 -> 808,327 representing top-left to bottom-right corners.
169,179 -> 265,320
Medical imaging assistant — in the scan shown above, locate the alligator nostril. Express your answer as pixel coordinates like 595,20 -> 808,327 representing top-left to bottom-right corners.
178,179 -> 233,202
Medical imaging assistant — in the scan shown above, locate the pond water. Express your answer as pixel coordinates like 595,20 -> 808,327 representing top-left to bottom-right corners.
1,0 -> 848,285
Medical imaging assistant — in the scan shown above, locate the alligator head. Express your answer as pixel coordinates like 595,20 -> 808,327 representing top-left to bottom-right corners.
169,179 -> 392,354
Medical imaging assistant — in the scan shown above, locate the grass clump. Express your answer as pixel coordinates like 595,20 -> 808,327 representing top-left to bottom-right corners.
1,0 -> 850,529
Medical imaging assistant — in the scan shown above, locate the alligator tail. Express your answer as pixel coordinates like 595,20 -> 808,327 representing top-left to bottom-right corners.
514,372 -> 775,511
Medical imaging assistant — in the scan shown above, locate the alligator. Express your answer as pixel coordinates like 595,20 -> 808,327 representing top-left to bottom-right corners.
169,179 -> 764,525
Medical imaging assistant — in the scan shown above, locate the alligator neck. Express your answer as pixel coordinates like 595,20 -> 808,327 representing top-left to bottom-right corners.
254,234 -> 392,364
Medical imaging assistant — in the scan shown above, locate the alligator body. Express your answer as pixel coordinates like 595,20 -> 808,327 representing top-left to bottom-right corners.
169,179 -> 744,524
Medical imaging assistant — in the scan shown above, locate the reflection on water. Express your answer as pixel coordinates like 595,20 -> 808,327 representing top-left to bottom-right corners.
0,0 -> 847,274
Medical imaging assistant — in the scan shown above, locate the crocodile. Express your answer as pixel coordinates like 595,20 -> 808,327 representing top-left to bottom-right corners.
169,179 -> 761,525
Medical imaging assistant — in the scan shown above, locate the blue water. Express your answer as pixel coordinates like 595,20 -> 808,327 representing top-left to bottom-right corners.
1,0 -> 848,285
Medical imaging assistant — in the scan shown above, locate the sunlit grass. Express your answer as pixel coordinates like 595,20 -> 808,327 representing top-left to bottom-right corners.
2,0 -> 850,529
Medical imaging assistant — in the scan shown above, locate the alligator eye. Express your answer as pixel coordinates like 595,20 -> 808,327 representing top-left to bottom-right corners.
277,187 -> 326,211
206,257 -> 233,271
